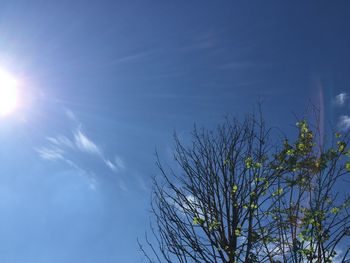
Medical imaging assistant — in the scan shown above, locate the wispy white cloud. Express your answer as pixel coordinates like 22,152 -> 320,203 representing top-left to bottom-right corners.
338,115 -> 350,131
36,109 -> 128,190
46,135 -> 74,148
173,194 -> 205,218
333,93 -> 348,106
35,147 -> 64,161
105,159 -> 117,171
104,156 -> 125,172
74,129 -> 101,155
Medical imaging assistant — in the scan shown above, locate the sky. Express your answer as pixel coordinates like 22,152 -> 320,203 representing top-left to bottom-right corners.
0,1 -> 350,262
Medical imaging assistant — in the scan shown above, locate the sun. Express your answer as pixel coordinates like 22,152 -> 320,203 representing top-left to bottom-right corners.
0,69 -> 19,117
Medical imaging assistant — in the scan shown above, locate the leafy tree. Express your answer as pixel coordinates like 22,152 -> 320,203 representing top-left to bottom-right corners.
139,113 -> 350,263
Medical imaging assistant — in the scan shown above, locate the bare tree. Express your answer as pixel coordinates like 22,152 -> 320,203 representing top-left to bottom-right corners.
139,113 -> 350,263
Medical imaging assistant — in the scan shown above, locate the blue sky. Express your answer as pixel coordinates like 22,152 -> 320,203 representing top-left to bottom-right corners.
0,1 -> 350,262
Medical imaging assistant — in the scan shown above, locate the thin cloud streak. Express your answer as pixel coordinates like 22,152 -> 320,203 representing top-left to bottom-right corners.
105,156 -> 125,173
46,135 -> 74,149
36,147 -> 64,161
35,109 -> 128,190
108,50 -> 157,66
74,129 -> 101,155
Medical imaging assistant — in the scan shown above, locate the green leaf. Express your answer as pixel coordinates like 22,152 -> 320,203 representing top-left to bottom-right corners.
337,141 -> 346,152
250,203 -> 258,209
330,207 -> 339,214
232,184 -> 238,193
193,217 -> 205,225
245,157 -> 252,169
264,181 -> 269,190
272,187 -> 283,196
346,162 -> 350,171
208,220 -> 220,231
286,149 -> 294,155
255,177 -> 265,182
254,162 -> 262,169
297,143 -> 305,151
235,228 -> 242,236
297,232 -> 305,241
345,149 -> 350,158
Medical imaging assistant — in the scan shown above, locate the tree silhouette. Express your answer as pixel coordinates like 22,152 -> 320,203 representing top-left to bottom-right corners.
140,113 -> 350,263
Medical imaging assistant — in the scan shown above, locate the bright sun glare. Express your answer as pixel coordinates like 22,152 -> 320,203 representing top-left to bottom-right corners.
0,69 -> 19,117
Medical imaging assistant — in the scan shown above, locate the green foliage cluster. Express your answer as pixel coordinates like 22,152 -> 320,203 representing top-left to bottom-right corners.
141,115 -> 350,263
260,120 -> 350,262
194,119 -> 350,262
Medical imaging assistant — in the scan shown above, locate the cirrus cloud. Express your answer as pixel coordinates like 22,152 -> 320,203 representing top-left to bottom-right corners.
333,93 -> 348,107
35,109 -> 127,190
337,115 -> 350,131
